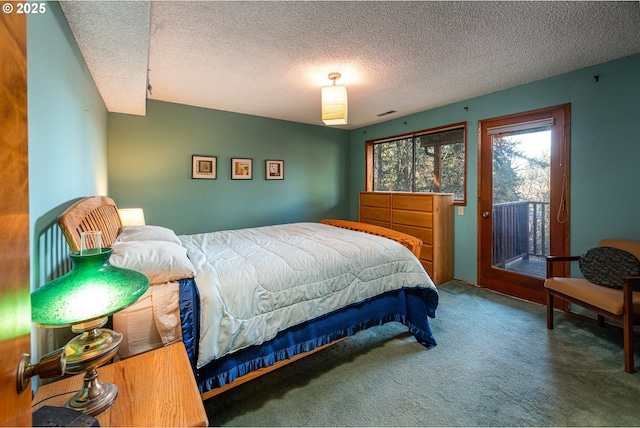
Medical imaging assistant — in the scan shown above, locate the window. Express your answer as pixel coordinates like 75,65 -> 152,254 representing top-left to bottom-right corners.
366,122 -> 467,204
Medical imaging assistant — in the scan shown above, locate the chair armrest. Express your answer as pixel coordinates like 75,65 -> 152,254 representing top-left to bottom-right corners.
545,255 -> 580,278
623,276 -> 640,292
545,255 -> 580,262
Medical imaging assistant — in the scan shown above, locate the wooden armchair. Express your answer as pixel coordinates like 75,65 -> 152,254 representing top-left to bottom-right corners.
545,239 -> 640,373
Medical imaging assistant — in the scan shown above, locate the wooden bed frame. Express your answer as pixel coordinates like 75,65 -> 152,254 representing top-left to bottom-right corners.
58,196 -> 121,252
57,196 -> 424,399
319,219 -> 422,259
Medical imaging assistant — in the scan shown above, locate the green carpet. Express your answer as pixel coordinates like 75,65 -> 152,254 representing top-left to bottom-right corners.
204,281 -> 640,426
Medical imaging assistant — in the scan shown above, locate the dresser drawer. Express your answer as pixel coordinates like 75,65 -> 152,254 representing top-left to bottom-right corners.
392,224 -> 432,245
360,206 -> 390,223
420,244 -> 433,262
421,260 -> 434,278
392,210 -> 432,228
360,192 -> 391,208
392,194 -> 433,212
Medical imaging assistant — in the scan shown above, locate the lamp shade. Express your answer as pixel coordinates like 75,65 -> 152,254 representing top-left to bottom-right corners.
31,248 -> 149,327
118,208 -> 146,226
322,84 -> 348,125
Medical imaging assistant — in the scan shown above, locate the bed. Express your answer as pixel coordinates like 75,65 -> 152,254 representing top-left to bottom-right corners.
57,196 -> 439,399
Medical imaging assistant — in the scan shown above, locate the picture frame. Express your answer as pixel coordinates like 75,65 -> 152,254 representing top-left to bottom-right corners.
231,158 -> 253,180
265,160 -> 284,180
192,155 -> 217,179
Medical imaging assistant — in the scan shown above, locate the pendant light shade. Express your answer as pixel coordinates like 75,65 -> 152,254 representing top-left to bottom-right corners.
322,72 -> 348,126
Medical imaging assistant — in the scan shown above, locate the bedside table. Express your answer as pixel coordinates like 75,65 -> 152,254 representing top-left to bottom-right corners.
32,343 -> 208,427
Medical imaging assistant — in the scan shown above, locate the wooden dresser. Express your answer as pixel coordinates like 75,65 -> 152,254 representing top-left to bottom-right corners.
359,192 -> 454,285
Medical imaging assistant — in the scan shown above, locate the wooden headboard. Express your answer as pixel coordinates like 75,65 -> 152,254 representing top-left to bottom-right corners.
58,196 -> 122,252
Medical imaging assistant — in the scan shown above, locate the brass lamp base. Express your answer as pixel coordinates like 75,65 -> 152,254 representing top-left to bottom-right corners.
66,369 -> 119,415
64,317 -> 122,416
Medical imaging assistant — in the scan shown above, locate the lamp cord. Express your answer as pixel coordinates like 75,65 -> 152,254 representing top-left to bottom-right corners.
32,389 -> 79,408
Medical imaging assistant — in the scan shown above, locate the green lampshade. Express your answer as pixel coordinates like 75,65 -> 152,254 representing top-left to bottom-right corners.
32,248 -> 149,327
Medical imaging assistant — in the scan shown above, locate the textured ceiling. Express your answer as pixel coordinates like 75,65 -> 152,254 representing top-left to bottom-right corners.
59,1 -> 640,130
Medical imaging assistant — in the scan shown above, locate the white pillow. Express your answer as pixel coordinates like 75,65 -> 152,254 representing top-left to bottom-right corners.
110,240 -> 196,285
116,225 -> 181,245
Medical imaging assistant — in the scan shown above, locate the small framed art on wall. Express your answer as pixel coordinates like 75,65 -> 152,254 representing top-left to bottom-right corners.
192,155 -> 217,179
231,158 -> 253,180
265,160 -> 284,180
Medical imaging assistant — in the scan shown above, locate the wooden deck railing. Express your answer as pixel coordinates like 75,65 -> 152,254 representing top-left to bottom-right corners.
492,201 -> 549,268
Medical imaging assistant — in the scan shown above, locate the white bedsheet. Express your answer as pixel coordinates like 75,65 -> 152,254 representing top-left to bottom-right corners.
113,281 -> 182,358
179,222 -> 436,369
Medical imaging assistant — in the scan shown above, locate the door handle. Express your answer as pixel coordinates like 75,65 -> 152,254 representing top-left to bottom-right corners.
482,211 -> 491,218
17,348 -> 66,393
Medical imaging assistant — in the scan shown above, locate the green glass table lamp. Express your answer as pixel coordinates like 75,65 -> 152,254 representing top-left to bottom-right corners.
31,231 -> 149,416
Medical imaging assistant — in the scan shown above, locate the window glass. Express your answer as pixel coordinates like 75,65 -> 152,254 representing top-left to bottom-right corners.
368,123 -> 466,204
372,138 -> 413,192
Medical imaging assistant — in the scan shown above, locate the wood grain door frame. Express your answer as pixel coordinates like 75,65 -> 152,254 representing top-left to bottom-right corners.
0,8 -> 32,426
477,104 -> 571,304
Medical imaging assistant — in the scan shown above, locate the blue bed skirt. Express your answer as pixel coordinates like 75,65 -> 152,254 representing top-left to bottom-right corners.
178,278 -> 438,395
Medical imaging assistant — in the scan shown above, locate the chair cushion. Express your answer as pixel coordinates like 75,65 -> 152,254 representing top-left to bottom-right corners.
579,246 -> 640,289
544,277 -> 640,316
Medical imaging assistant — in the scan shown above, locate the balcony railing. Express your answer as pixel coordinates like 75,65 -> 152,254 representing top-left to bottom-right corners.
492,201 -> 550,271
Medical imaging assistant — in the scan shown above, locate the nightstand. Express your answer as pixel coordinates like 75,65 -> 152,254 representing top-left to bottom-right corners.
32,343 -> 208,427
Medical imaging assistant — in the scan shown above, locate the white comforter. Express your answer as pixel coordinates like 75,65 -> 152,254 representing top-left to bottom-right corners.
179,222 -> 436,369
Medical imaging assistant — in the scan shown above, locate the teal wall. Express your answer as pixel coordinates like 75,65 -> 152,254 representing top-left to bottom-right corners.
108,101 -> 350,235
27,1 -> 108,286
27,1 -> 108,361
349,54 -> 640,284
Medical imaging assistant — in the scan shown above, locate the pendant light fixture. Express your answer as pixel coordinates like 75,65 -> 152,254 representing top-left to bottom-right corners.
322,72 -> 348,126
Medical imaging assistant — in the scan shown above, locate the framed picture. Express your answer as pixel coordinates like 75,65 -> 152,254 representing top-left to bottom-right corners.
265,160 -> 284,180
192,155 -> 217,179
231,158 -> 253,180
